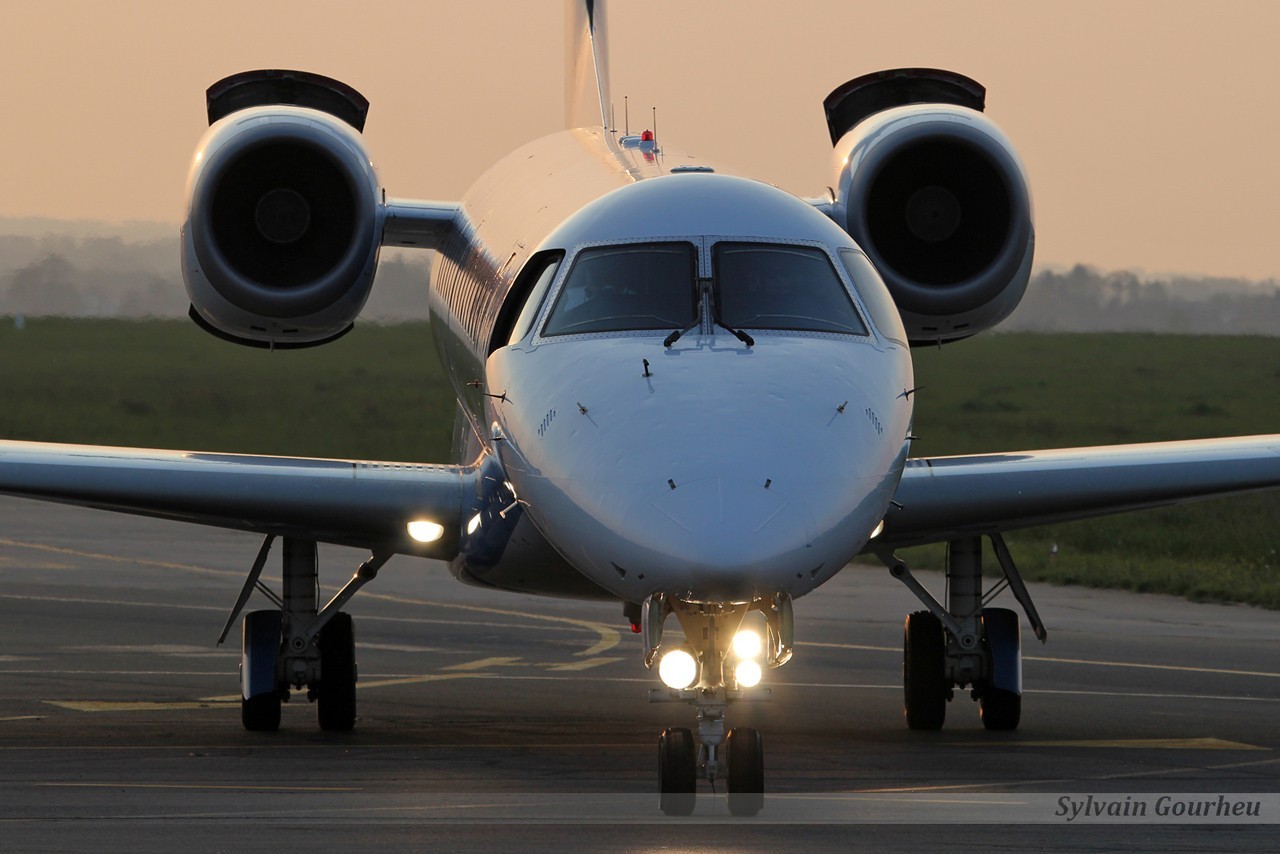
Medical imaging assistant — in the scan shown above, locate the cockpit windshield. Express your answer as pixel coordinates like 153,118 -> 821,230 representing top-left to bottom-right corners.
542,242 -> 698,336
713,243 -> 869,335
539,240 -> 875,341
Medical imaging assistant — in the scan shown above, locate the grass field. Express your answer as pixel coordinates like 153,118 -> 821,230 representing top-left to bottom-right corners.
0,318 -> 452,461
901,333 -> 1280,608
1,318 -> 1277,607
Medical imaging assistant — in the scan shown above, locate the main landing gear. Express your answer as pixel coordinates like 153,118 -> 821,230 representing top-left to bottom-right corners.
218,535 -> 388,732
643,593 -> 792,817
878,534 -> 1047,731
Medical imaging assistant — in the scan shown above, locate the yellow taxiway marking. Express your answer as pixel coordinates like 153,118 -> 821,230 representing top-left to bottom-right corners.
545,657 -> 624,671
1013,737 -> 1266,751
772,793 -> 1028,807
0,592 -> 221,615
0,538 -> 236,578
856,781 -> 1058,794
0,741 -> 643,753
2,538 -> 621,658
1023,655 -> 1280,680
363,590 -> 621,657
201,673 -> 491,701
803,641 -> 898,653
45,701 -> 225,713
803,641 -> 1280,680
443,656 -> 523,671
355,673 -> 488,690
36,782 -> 360,792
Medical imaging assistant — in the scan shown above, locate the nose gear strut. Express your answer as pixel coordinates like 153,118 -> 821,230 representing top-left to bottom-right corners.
645,593 -> 792,816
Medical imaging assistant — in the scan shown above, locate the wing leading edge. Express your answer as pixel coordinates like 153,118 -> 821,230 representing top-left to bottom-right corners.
0,440 -> 468,558
878,435 -> 1280,549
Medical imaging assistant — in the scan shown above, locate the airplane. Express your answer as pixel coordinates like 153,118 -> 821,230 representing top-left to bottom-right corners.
2,0 -> 1279,817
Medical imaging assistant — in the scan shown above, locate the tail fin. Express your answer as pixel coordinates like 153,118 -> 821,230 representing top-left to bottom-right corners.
564,0 -> 611,129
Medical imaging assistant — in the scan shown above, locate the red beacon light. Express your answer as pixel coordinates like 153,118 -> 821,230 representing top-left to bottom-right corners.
641,129 -> 654,141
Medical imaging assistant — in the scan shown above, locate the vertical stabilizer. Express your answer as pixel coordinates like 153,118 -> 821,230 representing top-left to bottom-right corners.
564,0 -> 611,129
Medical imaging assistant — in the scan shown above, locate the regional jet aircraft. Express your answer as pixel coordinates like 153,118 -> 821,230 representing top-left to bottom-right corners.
2,1 -> 1279,816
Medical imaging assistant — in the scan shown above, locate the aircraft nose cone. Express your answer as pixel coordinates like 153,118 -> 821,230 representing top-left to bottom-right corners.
490,335 -> 911,603
635,475 -> 814,598
651,475 -> 792,540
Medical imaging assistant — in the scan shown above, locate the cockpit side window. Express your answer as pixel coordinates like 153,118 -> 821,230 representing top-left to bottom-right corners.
542,242 -> 698,337
713,243 -> 869,335
492,250 -> 564,352
838,248 -> 908,347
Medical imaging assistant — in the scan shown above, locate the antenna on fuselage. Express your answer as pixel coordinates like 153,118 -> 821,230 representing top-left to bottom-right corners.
624,95 -> 629,135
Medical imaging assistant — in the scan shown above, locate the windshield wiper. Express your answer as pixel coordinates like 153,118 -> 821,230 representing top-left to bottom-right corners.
710,309 -> 754,347
664,314 -> 752,348
663,318 -> 700,348
664,279 -> 754,348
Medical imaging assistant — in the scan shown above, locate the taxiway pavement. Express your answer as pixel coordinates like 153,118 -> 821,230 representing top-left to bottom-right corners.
1,497 -> 1277,851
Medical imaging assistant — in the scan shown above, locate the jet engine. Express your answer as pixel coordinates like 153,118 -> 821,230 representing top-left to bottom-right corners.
181,71 -> 383,348
826,69 -> 1034,345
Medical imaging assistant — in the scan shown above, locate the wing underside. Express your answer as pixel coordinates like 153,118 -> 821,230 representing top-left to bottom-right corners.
0,440 -> 467,558
5,435 -> 1280,565
878,435 -> 1280,549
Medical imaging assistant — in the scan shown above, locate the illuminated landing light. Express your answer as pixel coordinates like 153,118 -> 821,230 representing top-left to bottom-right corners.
407,520 -> 444,543
732,629 -> 763,660
467,513 -> 482,535
870,519 -> 886,539
735,659 -> 763,689
658,649 -> 698,690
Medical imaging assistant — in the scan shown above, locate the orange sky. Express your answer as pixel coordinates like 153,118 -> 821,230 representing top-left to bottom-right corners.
2,0 -> 1278,279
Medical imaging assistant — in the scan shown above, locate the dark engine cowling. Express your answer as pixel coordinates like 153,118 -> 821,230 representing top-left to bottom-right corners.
826,69 -> 1034,345
181,71 -> 383,348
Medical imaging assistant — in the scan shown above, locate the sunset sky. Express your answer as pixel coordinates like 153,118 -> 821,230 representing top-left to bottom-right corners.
2,0 -> 1278,279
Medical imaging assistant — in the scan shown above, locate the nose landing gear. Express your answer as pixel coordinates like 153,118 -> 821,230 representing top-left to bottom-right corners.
644,593 -> 791,817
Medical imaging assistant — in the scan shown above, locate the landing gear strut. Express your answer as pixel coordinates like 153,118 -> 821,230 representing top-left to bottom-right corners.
645,593 -> 790,817
879,534 -> 1044,731
220,535 -> 386,732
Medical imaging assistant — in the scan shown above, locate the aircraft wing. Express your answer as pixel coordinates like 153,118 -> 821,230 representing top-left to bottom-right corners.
878,435 -> 1280,549
0,440 -> 467,558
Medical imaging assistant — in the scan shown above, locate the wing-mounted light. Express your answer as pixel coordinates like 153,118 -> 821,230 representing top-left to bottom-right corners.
824,69 -> 1035,346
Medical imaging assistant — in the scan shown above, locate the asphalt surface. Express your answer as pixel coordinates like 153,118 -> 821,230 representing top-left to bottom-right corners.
1,496 -> 1278,851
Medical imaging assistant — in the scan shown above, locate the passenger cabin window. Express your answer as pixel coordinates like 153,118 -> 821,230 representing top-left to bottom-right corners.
713,243 -> 869,335
542,243 -> 698,336
492,250 -> 564,352
838,248 -> 908,347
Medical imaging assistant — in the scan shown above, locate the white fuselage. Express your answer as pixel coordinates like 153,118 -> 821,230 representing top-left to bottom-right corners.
430,129 -> 914,604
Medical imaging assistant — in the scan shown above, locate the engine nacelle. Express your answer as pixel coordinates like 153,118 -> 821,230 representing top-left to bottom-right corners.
826,69 -> 1034,345
182,72 -> 383,348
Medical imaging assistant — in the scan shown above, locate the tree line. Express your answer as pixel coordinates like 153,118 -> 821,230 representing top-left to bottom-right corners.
2,234 -> 1278,333
0,235 -> 431,321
